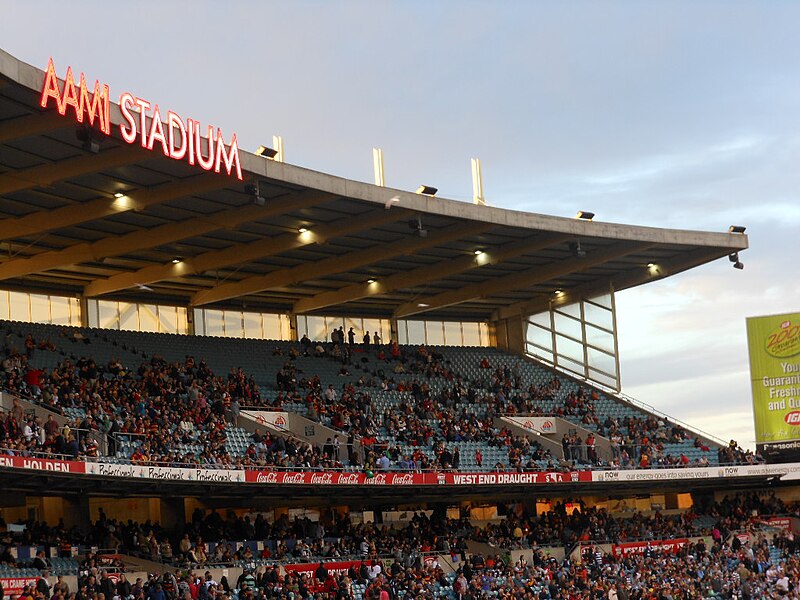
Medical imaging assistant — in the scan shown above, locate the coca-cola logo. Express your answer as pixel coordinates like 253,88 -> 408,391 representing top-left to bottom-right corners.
364,473 -> 387,485
390,473 -> 415,485
336,473 -> 361,485
282,473 -> 307,484
310,473 -> 333,485
256,472 -> 279,484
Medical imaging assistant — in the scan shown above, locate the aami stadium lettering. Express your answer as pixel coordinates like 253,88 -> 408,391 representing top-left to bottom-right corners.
39,58 -> 242,180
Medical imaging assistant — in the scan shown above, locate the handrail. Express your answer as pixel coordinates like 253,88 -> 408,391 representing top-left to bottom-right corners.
524,352 -> 731,447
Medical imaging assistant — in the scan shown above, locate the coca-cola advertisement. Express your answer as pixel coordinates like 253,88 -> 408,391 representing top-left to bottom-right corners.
244,469 -> 594,486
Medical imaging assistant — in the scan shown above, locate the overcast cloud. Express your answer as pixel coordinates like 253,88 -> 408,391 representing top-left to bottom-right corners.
2,1 -> 799,448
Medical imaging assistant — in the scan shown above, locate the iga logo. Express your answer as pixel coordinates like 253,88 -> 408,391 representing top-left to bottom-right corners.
785,412 -> 800,425
256,472 -> 278,484
523,420 -> 534,429
273,415 -> 287,426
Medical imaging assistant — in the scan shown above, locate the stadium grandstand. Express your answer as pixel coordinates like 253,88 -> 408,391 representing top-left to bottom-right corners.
0,47 -> 798,600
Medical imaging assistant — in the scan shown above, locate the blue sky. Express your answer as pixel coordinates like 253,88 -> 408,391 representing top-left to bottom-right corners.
2,1 -> 799,447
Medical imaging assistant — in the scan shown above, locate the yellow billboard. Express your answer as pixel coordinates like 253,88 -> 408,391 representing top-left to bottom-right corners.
747,312 -> 800,451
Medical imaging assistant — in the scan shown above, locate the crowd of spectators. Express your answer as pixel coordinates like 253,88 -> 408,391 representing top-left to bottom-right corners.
0,327 -> 763,472
2,492 -> 800,599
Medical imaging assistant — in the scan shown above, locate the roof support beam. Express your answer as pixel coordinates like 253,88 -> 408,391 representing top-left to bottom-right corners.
0,111 -> 69,144
0,169 -> 231,242
0,145 -> 144,197
83,209 -> 408,298
191,221 -> 492,307
393,241 -> 654,319
493,247 -> 727,321
0,190 -> 332,281
292,233 -> 568,315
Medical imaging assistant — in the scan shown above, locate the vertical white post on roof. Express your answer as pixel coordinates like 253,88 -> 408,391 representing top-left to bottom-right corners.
471,158 -> 485,206
373,148 -> 385,187
272,135 -> 285,163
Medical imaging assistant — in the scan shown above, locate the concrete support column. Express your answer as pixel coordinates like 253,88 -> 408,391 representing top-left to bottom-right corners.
493,315 -> 526,354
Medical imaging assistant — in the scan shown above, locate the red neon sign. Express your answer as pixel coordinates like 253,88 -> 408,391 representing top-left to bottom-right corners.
40,58 -> 242,180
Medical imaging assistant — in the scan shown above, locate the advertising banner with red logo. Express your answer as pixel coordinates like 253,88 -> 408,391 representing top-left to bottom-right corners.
762,517 -> 792,531
0,577 -> 42,595
241,410 -> 290,429
284,561 -> 362,591
611,539 -> 689,558
746,312 -> 800,460
245,469 -> 593,486
505,416 -> 557,435
0,454 -> 84,474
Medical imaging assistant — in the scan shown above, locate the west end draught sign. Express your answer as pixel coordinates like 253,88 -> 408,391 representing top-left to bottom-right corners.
39,58 -> 242,180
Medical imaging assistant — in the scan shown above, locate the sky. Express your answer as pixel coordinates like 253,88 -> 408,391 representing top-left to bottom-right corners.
2,1 -> 799,448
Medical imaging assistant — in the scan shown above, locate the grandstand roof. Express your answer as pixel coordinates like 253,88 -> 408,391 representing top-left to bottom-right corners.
0,49 -> 748,321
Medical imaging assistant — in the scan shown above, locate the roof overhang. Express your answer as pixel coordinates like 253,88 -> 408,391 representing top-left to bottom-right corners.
0,49 -> 748,321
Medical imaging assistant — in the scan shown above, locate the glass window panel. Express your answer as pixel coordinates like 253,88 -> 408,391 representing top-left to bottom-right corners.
204,309 -> 224,337
223,310 -> 243,338
590,293 -> 613,309
86,299 -> 99,328
345,317 -> 361,339
363,319 -> 383,343
262,314 -> 282,339
9,291 -> 29,322
557,303 -> 581,319
243,312 -> 262,339
583,301 -> 613,331
193,309 -> 205,336
555,333 -> 584,363
69,298 -> 81,326
50,296 -> 71,326
528,311 -> 550,328
295,316 -> 308,340
557,355 -> 586,378
397,321 -> 408,345
425,321 -> 445,345
279,314 -> 291,340
308,316 -> 327,341
325,316 -> 343,341
176,307 -> 188,334
99,301 -> 120,329
30,294 -> 49,323
158,306 -> 179,334
588,368 -> 617,389
587,347 -> 616,377
405,320 -> 425,345
585,323 -> 614,353
479,322 -> 490,346
443,321 -> 462,346
138,304 -> 159,333
553,312 -> 583,341
527,323 -> 553,352
378,319 -> 392,343
462,322 -> 481,346
527,343 -> 554,364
